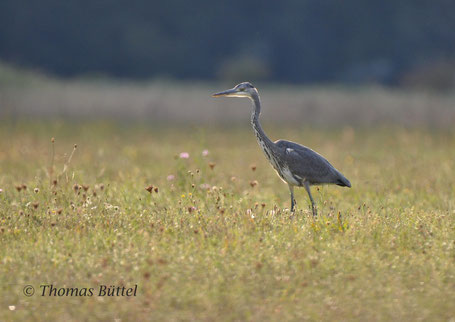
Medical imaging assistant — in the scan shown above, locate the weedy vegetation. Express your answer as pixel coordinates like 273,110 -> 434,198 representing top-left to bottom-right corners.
0,119 -> 454,321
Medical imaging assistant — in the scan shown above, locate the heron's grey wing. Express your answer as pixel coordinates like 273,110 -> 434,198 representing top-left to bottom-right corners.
275,140 -> 350,186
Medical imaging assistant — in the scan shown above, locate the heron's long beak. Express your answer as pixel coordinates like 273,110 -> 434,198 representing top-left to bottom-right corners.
212,88 -> 237,97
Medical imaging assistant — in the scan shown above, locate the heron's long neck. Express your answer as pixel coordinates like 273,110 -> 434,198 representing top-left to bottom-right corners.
250,93 -> 275,151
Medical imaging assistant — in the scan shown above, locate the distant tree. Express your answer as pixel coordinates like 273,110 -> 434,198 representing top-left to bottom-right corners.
0,0 -> 454,84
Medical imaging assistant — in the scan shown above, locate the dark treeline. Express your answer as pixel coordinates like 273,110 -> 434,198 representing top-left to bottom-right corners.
1,0 -> 454,85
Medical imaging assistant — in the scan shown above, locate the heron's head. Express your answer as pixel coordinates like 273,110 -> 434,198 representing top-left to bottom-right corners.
212,82 -> 257,99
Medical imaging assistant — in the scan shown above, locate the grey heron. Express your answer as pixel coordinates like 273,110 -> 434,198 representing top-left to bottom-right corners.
212,82 -> 351,216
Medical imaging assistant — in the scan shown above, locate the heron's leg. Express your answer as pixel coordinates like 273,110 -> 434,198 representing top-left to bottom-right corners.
303,181 -> 317,216
288,184 -> 296,212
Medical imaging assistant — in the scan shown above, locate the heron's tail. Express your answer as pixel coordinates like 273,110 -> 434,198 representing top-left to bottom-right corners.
335,173 -> 351,188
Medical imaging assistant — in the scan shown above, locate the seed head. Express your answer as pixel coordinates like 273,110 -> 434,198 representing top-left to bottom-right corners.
208,162 -> 216,170
145,185 -> 154,193
34,188 -> 39,193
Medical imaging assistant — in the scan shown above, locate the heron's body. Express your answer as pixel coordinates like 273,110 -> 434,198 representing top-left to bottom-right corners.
213,82 -> 351,215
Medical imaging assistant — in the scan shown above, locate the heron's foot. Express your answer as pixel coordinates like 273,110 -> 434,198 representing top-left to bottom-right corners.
290,199 -> 296,213
311,205 -> 318,217
289,205 -> 296,220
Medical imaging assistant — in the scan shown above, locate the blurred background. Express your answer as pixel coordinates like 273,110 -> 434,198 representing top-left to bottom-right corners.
1,0 -> 455,125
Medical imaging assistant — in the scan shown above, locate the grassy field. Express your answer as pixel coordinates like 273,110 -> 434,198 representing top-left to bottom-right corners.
2,67 -> 455,128
0,121 -> 454,321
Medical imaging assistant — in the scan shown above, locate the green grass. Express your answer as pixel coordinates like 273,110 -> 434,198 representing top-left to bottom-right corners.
0,121 -> 454,321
